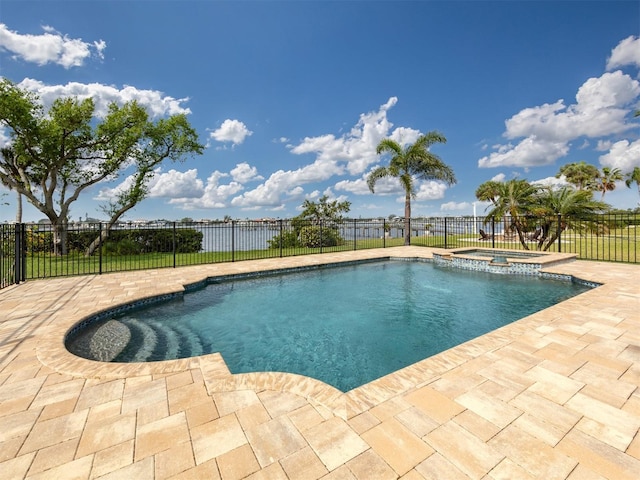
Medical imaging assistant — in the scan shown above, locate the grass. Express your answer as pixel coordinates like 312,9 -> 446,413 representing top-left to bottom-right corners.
21,237 -> 408,279
16,230 -> 639,281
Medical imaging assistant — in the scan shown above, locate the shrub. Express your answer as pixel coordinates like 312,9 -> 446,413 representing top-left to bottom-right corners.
267,230 -> 301,249
21,227 -> 205,256
299,226 -> 341,248
104,238 -> 142,255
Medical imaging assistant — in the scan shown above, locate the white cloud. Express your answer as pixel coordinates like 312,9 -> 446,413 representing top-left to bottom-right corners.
170,171 -> 244,209
94,168 -> 204,202
94,97 -> 431,213
440,201 -> 470,211
504,72 -> 638,141
321,187 -> 349,205
414,181 -> 448,201
210,119 -> 253,145
479,136 -> 570,168
532,175 -> 568,189
334,177 -> 373,196
94,179 -> 131,202
16,78 -> 191,118
148,169 -> 204,198
599,139 -> 640,172
230,169 -> 308,209
290,96 -> 400,176
230,97 -> 431,210
230,162 -> 263,183
335,171 -> 452,202
479,68 -> 640,169
596,140 -> 613,151
0,23 -> 105,68
335,175 -> 400,196
389,127 -> 421,146
491,173 -> 506,182
606,35 -> 640,70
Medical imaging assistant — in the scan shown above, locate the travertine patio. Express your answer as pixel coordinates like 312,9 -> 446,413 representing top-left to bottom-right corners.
1,246 -> 639,479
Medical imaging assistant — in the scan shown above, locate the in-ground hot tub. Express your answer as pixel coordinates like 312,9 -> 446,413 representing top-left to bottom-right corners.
433,247 -> 577,275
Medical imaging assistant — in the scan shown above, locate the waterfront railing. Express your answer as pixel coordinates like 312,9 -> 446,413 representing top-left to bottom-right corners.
1,213 -> 638,289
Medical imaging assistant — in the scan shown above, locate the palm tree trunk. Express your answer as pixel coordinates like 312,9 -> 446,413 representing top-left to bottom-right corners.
404,193 -> 411,246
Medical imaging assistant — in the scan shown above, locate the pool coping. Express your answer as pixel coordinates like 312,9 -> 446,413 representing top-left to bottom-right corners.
37,248 -> 598,420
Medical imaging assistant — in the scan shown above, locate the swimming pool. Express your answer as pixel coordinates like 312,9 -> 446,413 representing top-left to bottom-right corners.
66,259 -> 591,392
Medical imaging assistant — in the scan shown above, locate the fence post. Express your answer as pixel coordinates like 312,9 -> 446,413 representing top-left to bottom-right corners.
444,217 -> 448,249
13,223 -> 25,283
279,219 -> 283,258
557,213 -> 562,253
173,222 -> 177,268
319,220 -> 323,254
491,218 -> 495,249
383,220 -> 386,248
409,217 -> 412,246
13,224 -> 19,283
98,223 -> 103,275
353,219 -> 357,251
231,220 -> 236,262
20,224 -> 26,282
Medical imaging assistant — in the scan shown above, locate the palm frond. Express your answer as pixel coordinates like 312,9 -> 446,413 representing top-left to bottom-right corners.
367,166 -> 390,193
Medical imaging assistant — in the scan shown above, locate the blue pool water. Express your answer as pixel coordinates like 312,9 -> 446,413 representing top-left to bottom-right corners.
66,260 -> 591,391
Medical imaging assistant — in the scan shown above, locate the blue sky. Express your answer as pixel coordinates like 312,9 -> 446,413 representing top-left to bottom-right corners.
1,0 -> 639,223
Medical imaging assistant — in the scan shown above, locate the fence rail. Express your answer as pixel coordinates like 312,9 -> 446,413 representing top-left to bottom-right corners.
1,213 -> 638,289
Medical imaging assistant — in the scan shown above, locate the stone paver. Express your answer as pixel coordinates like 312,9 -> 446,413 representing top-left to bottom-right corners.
0,247 -> 639,478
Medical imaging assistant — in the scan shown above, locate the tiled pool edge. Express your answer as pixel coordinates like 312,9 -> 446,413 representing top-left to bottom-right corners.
433,248 -> 578,276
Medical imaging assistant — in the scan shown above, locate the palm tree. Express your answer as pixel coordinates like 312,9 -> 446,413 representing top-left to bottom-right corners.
595,167 -> 623,200
367,132 -> 456,245
556,161 -> 598,191
625,166 -> 640,200
534,187 -> 608,251
478,179 -> 541,249
474,180 -> 502,205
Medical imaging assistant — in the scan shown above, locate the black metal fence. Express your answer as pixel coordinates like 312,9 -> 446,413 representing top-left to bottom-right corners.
1,213 -> 638,289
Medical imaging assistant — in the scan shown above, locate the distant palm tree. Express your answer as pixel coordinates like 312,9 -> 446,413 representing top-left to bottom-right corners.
474,180 -> 502,205
0,147 -> 23,223
535,187 -> 608,251
368,132 -> 456,245
595,167 -> 623,200
478,179 -> 541,249
556,161 -> 599,191
626,167 -> 640,203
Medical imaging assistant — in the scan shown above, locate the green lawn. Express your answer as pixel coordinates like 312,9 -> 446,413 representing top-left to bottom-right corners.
19,230 -> 638,280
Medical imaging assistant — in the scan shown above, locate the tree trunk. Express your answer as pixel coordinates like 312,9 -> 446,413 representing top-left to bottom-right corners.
84,221 -> 115,257
404,193 -> 411,246
15,192 -> 22,223
53,220 -> 67,256
85,200 -> 139,256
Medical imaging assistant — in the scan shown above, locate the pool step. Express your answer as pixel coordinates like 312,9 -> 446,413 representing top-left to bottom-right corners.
171,322 -> 205,358
122,318 -> 158,362
116,317 -> 205,361
146,320 -> 181,360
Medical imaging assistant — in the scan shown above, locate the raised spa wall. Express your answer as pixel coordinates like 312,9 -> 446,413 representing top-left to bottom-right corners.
432,249 -> 581,277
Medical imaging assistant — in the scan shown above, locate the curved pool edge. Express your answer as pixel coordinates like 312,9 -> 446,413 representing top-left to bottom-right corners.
33,247 -> 608,420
